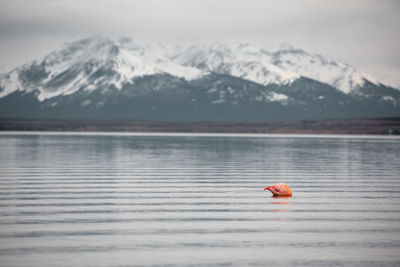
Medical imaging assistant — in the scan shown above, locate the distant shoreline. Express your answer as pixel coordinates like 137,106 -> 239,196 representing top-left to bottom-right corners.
0,118 -> 399,135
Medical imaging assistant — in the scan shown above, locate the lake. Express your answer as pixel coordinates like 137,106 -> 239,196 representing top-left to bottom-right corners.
0,132 -> 399,266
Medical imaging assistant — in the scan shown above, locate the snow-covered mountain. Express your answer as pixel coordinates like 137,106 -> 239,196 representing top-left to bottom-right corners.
0,36 -> 399,121
0,37 -> 204,101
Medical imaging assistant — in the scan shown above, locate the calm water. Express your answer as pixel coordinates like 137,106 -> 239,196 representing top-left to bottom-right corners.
0,132 -> 400,266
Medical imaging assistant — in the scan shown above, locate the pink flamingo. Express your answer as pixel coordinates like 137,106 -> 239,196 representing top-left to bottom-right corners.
264,183 -> 292,197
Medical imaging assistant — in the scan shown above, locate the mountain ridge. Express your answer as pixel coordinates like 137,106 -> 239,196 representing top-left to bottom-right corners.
0,36 -> 399,121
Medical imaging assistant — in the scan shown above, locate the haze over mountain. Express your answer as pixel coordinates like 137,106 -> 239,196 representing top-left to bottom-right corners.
0,36 -> 399,121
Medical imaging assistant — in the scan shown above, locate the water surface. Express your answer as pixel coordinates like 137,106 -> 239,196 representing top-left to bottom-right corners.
0,132 -> 399,266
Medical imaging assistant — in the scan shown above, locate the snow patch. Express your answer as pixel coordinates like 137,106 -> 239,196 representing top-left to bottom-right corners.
381,96 -> 397,106
207,88 -> 217,94
81,100 -> 91,107
269,92 -> 288,102
212,99 -> 226,104
254,95 -> 264,102
0,71 -> 22,98
85,84 -> 96,91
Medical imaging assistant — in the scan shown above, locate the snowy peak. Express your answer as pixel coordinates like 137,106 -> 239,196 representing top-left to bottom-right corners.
269,48 -> 382,93
172,42 -> 385,94
172,43 -> 300,86
0,37 -> 204,101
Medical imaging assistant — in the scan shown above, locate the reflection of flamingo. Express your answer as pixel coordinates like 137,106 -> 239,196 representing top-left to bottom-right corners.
264,183 -> 292,197
272,198 -> 291,205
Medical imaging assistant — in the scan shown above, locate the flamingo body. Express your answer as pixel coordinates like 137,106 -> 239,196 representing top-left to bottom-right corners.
264,183 -> 292,196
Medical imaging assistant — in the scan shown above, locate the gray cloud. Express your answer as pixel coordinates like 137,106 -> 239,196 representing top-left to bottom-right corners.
1,0 -> 400,86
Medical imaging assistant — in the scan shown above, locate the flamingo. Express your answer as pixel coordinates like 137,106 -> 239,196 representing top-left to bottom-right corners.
264,183 -> 292,197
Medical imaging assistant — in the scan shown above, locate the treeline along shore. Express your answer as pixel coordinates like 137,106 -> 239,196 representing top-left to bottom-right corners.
1,118 -> 400,135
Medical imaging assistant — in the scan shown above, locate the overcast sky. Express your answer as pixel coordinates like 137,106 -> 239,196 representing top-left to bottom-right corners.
1,0 -> 399,87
